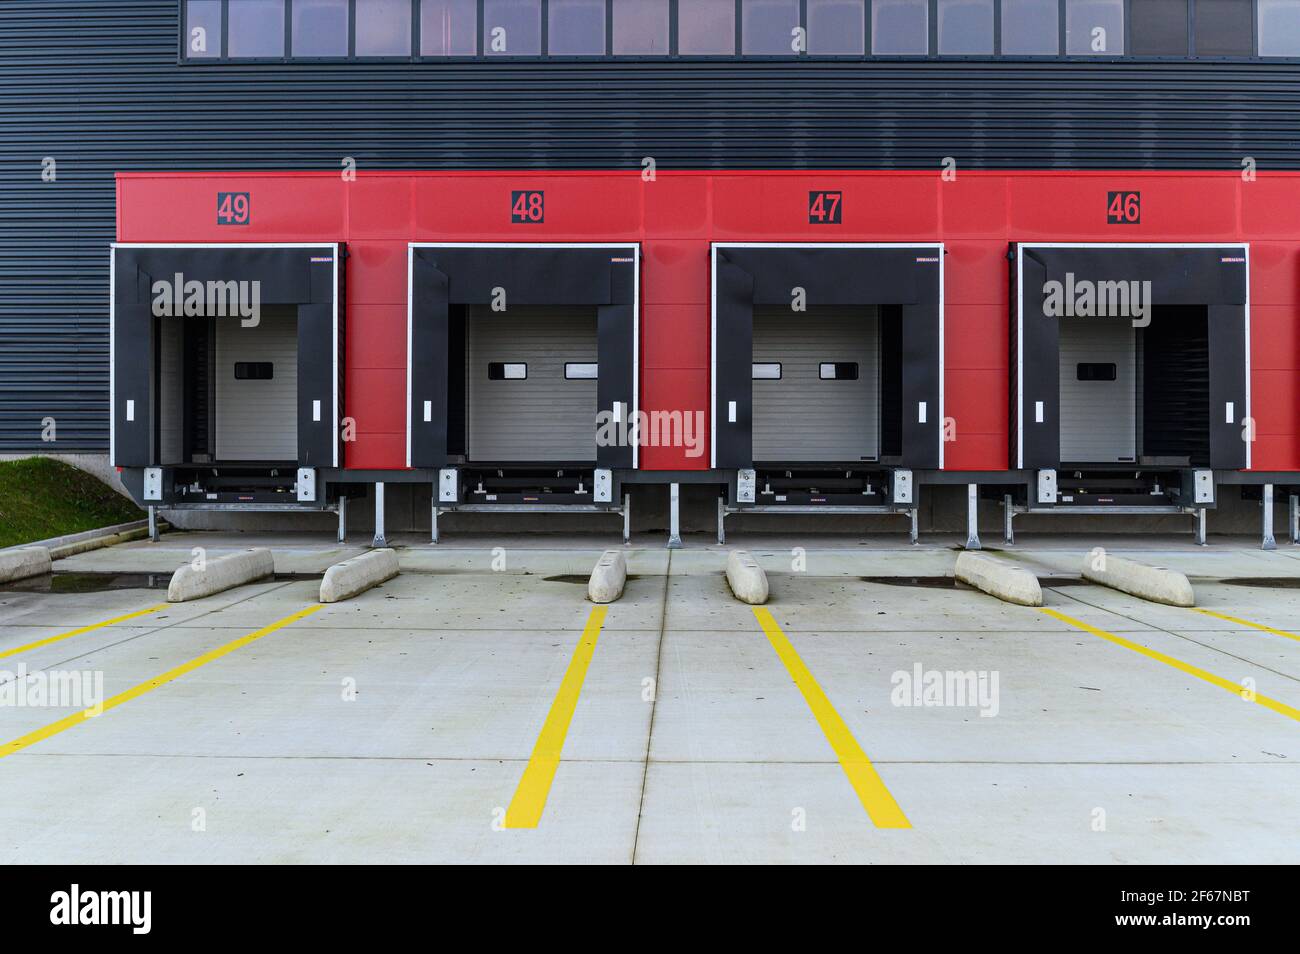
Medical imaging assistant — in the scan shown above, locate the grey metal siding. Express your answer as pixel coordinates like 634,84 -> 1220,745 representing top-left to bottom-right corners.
6,2 -> 1300,451
752,306 -> 880,463
464,306 -> 597,462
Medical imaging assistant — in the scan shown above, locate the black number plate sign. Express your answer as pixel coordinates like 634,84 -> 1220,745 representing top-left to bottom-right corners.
217,192 -> 250,225
511,190 -> 545,224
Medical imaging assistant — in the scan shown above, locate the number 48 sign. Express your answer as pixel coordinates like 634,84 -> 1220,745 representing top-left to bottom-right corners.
511,190 -> 544,224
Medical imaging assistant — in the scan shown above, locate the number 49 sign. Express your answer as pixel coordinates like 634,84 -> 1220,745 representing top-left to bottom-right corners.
217,192 -> 250,226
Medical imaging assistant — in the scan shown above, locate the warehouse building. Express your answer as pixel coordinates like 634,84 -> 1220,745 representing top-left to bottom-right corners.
4,0 -> 1300,545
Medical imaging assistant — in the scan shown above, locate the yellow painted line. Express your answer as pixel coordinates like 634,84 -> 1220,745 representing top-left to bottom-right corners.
1192,608 -> 1300,644
753,607 -> 911,829
0,604 -> 168,661
505,605 -> 607,829
0,604 -> 323,760
1041,607 -> 1300,723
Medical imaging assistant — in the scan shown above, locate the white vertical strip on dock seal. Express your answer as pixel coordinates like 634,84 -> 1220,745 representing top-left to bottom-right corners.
313,399 -> 321,422
918,401 -> 927,424
728,401 -> 737,423
1226,401 -> 1234,424
126,400 -> 135,422
423,400 -> 432,422
1034,401 -> 1044,423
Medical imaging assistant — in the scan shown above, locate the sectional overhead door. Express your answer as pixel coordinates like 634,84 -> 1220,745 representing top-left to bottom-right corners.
464,306 -> 598,462
407,243 -> 639,470
751,306 -> 881,463
1014,243 -> 1248,470
712,243 -> 943,470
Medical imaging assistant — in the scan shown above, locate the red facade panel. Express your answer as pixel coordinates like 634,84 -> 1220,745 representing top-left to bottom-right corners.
117,169 -> 1300,474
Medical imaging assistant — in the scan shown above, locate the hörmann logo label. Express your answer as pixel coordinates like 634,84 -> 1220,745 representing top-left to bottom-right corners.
50,884 -> 151,935
151,272 -> 261,327
1042,271 -> 1152,327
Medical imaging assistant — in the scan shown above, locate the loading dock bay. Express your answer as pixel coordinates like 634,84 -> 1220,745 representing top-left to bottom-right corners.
1,532 -> 1296,864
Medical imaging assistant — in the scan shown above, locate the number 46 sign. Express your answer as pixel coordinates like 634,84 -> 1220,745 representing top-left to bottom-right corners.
1106,191 -> 1140,225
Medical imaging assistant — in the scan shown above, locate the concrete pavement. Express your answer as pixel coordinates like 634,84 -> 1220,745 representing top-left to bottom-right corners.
0,533 -> 1296,863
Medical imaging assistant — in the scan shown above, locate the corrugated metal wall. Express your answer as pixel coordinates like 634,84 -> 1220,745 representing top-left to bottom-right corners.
5,0 -> 1300,452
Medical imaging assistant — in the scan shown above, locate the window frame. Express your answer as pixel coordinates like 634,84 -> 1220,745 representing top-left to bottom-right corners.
176,0 -> 1281,64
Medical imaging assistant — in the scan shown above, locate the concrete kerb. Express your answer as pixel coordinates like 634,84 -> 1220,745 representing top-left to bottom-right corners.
588,549 -> 627,603
167,547 -> 275,602
725,549 -> 769,605
320,548 -> 400,603
1081,551 -> 1196,607
954,551 -> 1043,606
0,546 -> 53,584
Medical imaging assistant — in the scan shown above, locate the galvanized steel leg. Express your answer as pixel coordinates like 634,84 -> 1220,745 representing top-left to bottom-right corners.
717,495 -> 726,546
667,482 -> 682,549
372,482 -> 387,549
1003,494 -> 1014,545
622,494 -> 631,546
1290,494 -> 1299,545
431,500 -> 439,545
909,508 -> 919,545
337,495 -> 347,544
1195,507 -> 1207,546
1262,483 -> 1276,551
964,484 -> 981,550
148,506 -> 159,543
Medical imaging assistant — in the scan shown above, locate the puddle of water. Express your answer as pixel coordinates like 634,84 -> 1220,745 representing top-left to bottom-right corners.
862,575 -> 1087,589
861,576 -> 970,589
0,571 -> 320,595
1221,578 -> 1300,589
544,574 -> 643,584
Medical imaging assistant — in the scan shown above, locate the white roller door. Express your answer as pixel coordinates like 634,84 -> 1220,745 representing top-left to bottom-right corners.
465,306 -> 598,462
751,306 -> 879,462
1058,316 -> 1136,463
215,312 -> 298,461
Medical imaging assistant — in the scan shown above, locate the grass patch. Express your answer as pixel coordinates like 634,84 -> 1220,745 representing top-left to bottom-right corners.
0,457 -> 143,549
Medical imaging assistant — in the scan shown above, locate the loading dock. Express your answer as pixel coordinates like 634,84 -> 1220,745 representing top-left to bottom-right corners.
407,243 -> 638,540
110,243 -> 343,519
711,243 -> 943,541
1008,242 -> 1249,543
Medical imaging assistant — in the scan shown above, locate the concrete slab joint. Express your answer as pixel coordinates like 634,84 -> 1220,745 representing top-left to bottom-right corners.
587,549 -> 627,604
1080,553 -> 1195,607
954,551 -> 1042,607
0,546 -> 53,583
320,548 -> 400,603
725,549 -> 769,605
167,547 -> 275,602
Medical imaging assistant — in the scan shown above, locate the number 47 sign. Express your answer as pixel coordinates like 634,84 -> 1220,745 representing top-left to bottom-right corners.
809,190 -> 842,225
